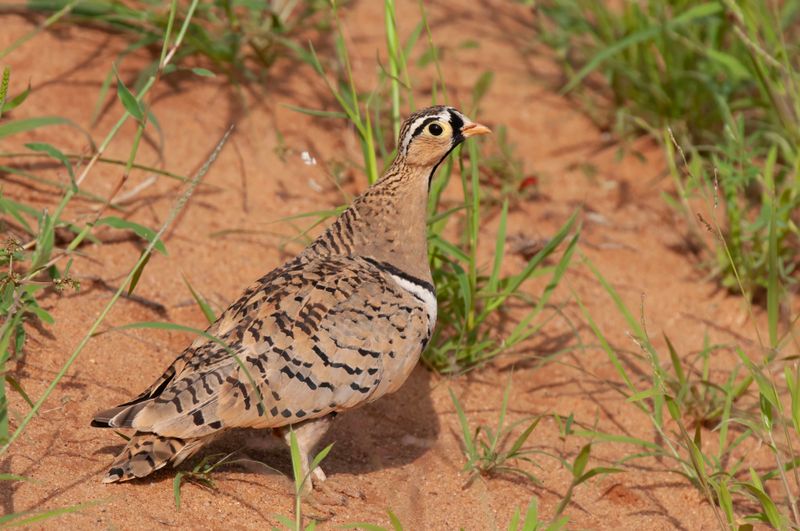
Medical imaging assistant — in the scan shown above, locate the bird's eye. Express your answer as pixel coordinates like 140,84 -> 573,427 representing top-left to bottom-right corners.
428,123 -> 443,136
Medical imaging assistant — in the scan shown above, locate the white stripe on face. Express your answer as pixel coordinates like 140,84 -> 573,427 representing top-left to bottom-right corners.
400,109 -> 454,156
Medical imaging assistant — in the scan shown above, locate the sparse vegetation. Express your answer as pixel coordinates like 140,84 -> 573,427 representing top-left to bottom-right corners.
3,0 -> 798,528
7,0 -> 330,87
575,248 -> 799,528
535,3 -> 800,526
0,2 -> 235,524
536,0 -> 800,302
450,380 -> 620,528
450,381 -> 546,485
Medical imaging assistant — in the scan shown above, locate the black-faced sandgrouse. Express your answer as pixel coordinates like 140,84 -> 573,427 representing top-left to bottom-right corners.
92,106 -> 490,490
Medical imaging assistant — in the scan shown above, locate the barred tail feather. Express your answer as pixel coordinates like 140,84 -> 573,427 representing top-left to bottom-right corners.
102,432 -> 209,483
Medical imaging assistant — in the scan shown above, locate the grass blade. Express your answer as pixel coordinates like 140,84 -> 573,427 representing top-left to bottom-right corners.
0,127 -> 232,455
449,388 -> 475,459
182,274 -> 216,324
562,3 -> 723,92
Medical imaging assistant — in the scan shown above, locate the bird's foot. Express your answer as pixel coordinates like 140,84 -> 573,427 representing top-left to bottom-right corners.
312,466 -> 327,483
303,480 -> 364,520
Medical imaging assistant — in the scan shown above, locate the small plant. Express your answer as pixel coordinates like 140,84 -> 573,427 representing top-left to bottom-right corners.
450,380 -> 618,523
450,381 -> 546,485
507,496 -> 568,531
272,430 -> 333,531
554,443 -> 621,520
173,452 -> 235,510
663,333 -> 752,431
172,449 -> 282,511
535,0 -> 800,302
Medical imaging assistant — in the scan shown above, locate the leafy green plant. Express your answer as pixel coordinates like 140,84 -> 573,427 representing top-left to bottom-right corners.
0,3 -> 235,526
449,381 -> 545,485
173,452 -> 236,510
284,0 -> 579,372
507,496 -> 568,531
171,449 -> 282,511
661,332 -> 751,430
272,430 -> 333,531
554,444 -> 621,520
536,0 -> 800,301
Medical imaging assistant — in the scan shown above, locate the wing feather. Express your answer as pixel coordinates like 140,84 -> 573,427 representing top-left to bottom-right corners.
104,256 -> 430,440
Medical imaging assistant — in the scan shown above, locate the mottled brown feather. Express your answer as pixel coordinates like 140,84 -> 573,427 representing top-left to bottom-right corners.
92,105 -> 488,486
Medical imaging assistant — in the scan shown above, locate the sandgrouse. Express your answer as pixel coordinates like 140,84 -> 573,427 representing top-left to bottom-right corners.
92,106 -> 490,490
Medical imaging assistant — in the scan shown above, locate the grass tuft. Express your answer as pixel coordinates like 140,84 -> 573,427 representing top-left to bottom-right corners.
450,381 -> 545,486
536,0 -> 800,302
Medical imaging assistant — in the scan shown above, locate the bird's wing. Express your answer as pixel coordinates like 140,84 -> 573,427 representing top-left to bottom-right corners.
90,260 -> 295,426
100,255 -> 430,439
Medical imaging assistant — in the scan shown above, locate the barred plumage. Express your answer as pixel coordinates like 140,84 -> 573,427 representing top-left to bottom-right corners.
92,106 -> 490,491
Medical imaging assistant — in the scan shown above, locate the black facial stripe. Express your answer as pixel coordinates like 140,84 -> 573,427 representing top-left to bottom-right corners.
412,116 -> 441,139
427,143 -> 458,190
448,109 -> 465,144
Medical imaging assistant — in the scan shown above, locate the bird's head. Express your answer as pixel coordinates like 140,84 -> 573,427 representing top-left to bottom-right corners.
397,106 -> 490,168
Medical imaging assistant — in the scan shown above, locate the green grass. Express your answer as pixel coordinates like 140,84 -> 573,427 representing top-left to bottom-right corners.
449,379 -> 621,528
285,0 -> 579,373
536,0 -> 800,302
8,0 -> 329,89
0,1 -> 238,524
572,235 -> 799,527
449,381 -> 546,486
534,4 -> 800,525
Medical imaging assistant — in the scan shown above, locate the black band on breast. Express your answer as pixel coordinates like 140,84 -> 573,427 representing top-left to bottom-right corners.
362,256 -> 436,295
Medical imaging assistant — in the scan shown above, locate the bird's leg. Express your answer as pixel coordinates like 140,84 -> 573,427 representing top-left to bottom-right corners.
280,414 -> 336,493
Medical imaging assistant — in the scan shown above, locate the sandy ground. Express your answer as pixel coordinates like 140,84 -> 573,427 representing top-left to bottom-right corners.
0,1 -> 780,529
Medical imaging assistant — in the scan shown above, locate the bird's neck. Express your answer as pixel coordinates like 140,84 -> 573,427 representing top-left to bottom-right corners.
306,162 -> 433,282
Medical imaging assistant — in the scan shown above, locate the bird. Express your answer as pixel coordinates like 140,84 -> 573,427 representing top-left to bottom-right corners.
91,105 -> 490,491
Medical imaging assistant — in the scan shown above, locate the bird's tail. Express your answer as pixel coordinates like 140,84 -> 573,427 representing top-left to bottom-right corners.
102,432 -> 208,483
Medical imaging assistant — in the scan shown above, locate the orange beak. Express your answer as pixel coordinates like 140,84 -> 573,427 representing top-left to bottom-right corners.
461,122 -> 492,138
